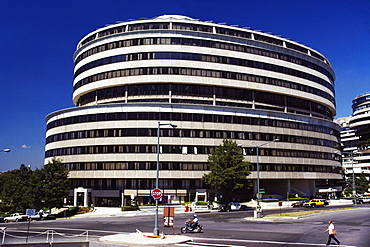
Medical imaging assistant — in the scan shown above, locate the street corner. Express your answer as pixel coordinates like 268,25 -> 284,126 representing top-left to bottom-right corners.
98,230 -> 193,246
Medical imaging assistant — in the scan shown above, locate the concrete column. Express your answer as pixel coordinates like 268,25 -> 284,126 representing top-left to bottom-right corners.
84,190 -> 88,207
73,190 -> 78,206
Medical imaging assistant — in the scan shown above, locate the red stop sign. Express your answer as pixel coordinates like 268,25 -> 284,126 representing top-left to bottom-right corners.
152,188 -> 162,199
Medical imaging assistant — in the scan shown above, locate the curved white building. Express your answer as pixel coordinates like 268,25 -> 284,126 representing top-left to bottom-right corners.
347,93 -> 370,182
45,15 -> 342,206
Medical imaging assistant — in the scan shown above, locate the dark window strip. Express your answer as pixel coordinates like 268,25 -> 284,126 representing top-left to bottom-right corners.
74,51 -> 334,93
46,111 -> 340,138
73,67 -> 335,106
75,37 -> 333,81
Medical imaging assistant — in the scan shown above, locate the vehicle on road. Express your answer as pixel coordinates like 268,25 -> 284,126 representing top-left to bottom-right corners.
353,197 -> 370,204
30,213 -> 56,221
219,202 -> 249,212
291,200 -> 310,208
4,213 -> 29,223
180,219 -> 203,233
0,216 -> 4,223
303,199 -> 325,208
315,198 -> 329,206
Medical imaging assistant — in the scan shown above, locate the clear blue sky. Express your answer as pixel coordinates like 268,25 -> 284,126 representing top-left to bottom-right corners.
0,0 -> 369,171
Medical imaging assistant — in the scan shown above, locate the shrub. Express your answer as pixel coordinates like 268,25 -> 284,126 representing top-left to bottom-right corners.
284,197 -> 308,201
261,199 -> 279,202
121,206 -> 138,211
196,201 -> 208,205
77,206 -> 94,214
55,207 -> 79,218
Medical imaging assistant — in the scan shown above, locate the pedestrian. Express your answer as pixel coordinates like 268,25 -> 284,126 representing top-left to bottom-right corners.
324,220 -> 340,245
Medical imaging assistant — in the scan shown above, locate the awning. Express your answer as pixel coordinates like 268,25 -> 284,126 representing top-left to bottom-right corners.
318,188 -> 338,193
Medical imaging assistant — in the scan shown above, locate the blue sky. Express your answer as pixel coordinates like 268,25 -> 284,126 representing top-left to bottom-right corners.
0,0 -> 369,171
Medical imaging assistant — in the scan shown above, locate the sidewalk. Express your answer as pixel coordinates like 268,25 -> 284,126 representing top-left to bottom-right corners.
97,230 -> 192,246
72,205 -> 193,218
71,199 -> 353,220
243,198 -> 353,209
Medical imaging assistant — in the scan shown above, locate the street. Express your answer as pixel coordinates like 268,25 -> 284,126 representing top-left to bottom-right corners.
1,205 -> 369,246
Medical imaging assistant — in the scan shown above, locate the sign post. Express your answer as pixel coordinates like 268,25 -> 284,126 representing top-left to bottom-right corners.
152,188 -> 162,236
278,201 -> 283,215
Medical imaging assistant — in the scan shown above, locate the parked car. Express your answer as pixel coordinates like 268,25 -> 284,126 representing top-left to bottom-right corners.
4,213 -> 29,223
353,197 -> 370,204
291,200 -> 309,208
303,199 -> 325,208
219,202 -> 249,212
30,213 -> 56,221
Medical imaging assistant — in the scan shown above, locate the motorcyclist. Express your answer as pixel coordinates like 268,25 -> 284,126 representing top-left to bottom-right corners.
189,214 -> 198,229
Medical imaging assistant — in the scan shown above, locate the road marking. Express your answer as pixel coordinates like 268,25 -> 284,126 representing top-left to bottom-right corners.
190,237 -> 356,246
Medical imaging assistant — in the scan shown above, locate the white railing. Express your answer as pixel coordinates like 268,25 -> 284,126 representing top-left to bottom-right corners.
0,228 -> 89,244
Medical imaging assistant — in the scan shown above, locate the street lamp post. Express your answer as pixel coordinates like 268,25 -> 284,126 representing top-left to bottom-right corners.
254,139 -> 279,218
153,122 -> 177,236
352,152 -> 357,208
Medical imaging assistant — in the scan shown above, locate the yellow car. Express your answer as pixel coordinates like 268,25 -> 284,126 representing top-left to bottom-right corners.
303,199 -> 325,208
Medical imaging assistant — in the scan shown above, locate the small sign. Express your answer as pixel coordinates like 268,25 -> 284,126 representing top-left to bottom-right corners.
151,188 -> 162,199
26,209 -> 36,217
163,207 -> 175,228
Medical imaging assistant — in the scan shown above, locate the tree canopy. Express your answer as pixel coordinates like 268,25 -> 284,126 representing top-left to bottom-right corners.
344,172 -> 369,196
202,139 -> 251,202
0,158 -> 69,213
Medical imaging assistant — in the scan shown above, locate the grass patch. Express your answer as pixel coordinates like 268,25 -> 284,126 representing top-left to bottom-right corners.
265,207 -> 370,218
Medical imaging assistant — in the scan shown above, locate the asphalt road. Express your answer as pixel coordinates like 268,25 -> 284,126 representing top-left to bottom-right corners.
1,205 -> 369,247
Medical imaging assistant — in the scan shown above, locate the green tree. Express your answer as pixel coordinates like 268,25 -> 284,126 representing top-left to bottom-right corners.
0,164 -> 33,212
344,172 -> 370,195
38,158 -> 70,211
202,139 -> 251,202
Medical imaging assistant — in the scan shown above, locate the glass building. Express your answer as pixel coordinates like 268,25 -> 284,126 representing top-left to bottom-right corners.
45,15 -> 341,206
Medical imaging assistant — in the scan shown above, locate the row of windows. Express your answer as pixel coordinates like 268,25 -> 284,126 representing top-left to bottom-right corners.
349,115 -> 370,125
75,37 -> 332,81
65,162 -> 207,171
46,127 -> 340,149
124,99 -> 326,120
64,161 -> 336,173
79,22 -> 326,61
352,103 -> 370,113
70,178 -> 201,191
47,112 -> 339,137
46,111 -> 340,138
46,144 -> 337,160
74,51 -> 334,94
77,83 -> 332,118
73,67 -> 335,108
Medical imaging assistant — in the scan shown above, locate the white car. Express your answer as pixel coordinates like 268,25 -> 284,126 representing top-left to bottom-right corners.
4,213 -> 29,223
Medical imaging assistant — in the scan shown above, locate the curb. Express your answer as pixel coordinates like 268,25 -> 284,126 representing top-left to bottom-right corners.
99,232 -> 193,246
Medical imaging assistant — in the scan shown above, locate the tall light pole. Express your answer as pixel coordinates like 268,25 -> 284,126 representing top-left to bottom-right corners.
0,149 -> 11,153
153,122 -> 177,236
253,139 -> 279,218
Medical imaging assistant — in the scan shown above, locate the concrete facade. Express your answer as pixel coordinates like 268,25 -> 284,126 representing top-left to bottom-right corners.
45,15 -> 342,206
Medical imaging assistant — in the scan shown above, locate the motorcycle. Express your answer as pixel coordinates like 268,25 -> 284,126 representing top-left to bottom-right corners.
180,219 -> 203,233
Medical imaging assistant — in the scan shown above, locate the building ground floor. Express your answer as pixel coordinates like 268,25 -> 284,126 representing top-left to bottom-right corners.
70,178 -> 344,207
